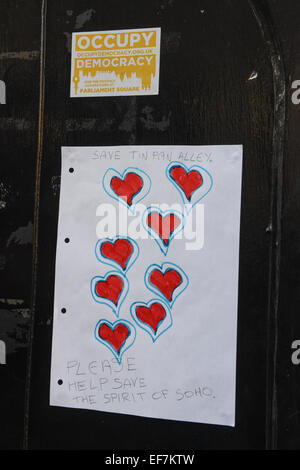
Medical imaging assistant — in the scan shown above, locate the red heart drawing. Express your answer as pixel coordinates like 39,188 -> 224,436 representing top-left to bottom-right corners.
95,275 -> 123,305
147,212 -> 180,246
101,239 -> 133,270
136,302 -> 167,334
110,172 -> 143,206
170,165 -> 203,201
98,323 -> 129,354
149,268 -> 182,301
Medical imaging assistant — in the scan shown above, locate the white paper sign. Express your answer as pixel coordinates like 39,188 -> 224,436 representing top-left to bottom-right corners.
50,145 -> 243,427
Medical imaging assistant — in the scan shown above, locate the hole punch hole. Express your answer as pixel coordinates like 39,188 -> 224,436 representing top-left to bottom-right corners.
69,167 -> 74,173
61,308 -> 66,314
57,379 -> 63,385
64,238 -> 70,243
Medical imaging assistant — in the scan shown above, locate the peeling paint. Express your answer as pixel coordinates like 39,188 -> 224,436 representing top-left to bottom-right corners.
6,221 -> 33,247
51,175 -> 61,196
140,106 -> 171,131
0,298 -> 30,318
13,308 -> 30,319
0,50 -> 39,60
0,298 -> 24,306
66,118 -> 96,131
75,9 -> 95,29
65,118 -> 114,132
0,181 -> 11,210
248,70 -> 258,80
118,99 -> 137,133
63,32 -> 72,53
0,118 -> 33,130
0,309 -> 29,354
266,223 -> 273,233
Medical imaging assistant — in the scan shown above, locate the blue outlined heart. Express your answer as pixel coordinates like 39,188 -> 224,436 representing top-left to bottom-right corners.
166,161 -> 213,214
144,262 -> 189,308
95,319 -> 136,364
102,167 -> 151,214
90,271 -> 129,317
95,236 -> 139,273
142,206 -> 185,255
130,299 -> 173,342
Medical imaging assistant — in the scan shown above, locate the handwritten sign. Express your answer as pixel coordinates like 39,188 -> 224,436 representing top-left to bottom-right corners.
50,145 -> 242,426
70,28 -> 161,98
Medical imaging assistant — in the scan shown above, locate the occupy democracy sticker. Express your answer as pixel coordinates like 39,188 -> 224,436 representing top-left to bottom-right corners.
70,27 -> 161,98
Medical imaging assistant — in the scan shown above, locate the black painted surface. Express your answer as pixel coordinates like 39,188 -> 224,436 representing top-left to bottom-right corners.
27,0 -> 274,449
267,0 -> 300,450
1,0 -> 300,450
0,0 -> 41,450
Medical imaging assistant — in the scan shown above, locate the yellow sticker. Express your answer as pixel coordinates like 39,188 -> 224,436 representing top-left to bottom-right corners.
70,28 -> 161,98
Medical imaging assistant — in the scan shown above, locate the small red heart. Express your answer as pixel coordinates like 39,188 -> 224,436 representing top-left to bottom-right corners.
101,239 -> 133,270
136,302 -> 167,334
110,172 -> 143,206
95,275 -> 123,305
170,165 -> 203,201
149,268 -> 182,302
147,212 -> 180,246
99,323 -> 129,354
